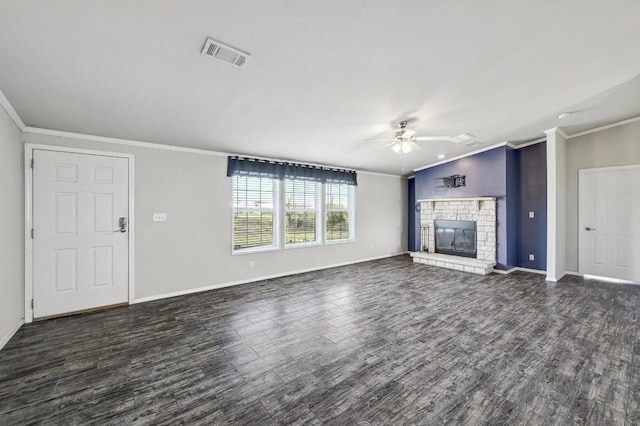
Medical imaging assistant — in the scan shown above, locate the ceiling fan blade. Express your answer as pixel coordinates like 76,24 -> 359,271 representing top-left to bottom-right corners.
414,136 -> 452,141
402,129 -> 416,138
408,141 -> 423,151
376,142 -> 396,149
365,138 -> 395,142
450,133 -> 476,143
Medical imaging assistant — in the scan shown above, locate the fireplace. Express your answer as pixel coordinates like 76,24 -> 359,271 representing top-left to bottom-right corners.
411,197 -> 496,275
434,220 -> 477,258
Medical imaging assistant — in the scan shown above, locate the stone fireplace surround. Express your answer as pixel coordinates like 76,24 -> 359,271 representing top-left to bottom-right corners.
410,197 -> 497,275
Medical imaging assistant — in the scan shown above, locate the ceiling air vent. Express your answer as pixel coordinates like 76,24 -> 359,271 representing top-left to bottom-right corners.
201,38 -> 250,69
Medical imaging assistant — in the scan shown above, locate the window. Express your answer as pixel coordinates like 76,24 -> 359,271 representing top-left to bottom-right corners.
231,174 -> 355,253
284,180 -> 320,246
325,183 -> 354,242
232,176 -> 278,251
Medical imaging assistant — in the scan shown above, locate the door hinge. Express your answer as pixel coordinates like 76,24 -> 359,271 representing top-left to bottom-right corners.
30,158 -> 34,169
31,228 -> 34,239
31,299 -> 34,309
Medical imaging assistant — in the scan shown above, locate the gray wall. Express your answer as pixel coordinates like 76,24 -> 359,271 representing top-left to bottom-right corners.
0,105 -> 24,346
565,120 -> 640,272
24,132 -> 407,300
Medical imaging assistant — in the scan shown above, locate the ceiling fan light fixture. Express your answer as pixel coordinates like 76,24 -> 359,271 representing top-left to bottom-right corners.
391,141 -> 412,154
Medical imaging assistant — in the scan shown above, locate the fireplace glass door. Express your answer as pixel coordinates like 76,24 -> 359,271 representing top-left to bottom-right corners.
434,220 -> 477,258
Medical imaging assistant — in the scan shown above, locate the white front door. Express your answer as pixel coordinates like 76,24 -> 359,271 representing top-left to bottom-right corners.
579,165 -> 640,282
32,149 -> 130,318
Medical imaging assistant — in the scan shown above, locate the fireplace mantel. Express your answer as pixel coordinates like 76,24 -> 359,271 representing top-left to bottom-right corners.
417,197 -> 496,202
418,197 -> 496,211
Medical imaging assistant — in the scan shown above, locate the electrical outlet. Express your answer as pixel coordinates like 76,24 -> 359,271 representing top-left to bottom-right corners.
528,254 -> 535,261
528,211 -> 535,219
153,213 -> 167,222
249,261 -> 255,268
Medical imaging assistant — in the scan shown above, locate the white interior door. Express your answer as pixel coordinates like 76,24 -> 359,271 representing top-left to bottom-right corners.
579,166 -> 640,282
32,149 -> 129,318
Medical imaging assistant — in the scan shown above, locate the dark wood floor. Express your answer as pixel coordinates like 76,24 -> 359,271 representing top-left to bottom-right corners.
1,255 -> 639,425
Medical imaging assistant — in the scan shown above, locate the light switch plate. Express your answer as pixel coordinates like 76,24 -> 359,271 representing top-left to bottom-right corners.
529,211 -> 535,218
529,254 -> 535,261
153,213 -> 167,222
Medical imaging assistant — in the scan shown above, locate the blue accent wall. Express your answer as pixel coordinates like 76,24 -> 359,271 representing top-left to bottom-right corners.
414,147 -> 510,269
408,177 -> 417,251
505,147 -> 518,268
410,143 -> 548,271
515,142 -> 547,270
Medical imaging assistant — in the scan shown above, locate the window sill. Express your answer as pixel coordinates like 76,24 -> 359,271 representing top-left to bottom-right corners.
325,238 -> 355,245
232,245 -> 280,256
232,239 -> 354,254
284,241 -> 321,250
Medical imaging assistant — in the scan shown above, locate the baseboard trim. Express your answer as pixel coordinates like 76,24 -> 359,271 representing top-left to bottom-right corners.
545,272 -> 566,282
565,271 -> 639,285
0,319 -> 24,351
133,252 -> 408,304
583,274 -> 639,285
493,267 -> 547,275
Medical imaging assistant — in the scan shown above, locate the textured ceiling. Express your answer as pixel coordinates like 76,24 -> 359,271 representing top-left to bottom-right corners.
1,0 -> 639,175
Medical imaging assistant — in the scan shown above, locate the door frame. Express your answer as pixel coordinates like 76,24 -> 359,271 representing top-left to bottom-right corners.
24,143 -> 135,323
578,164 -> 640,279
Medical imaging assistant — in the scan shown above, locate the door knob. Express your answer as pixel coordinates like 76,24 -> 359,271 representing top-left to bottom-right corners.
114,217 -> 128,233
585,226 -> 596,231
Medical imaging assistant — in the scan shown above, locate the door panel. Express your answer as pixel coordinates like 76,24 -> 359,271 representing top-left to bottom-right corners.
93,246 -> 114,287
579,166 -> 640,281
54,248 -> 78,292
33,149 -> 129,318
592,234 -> 607,265
93,194 -> 114,233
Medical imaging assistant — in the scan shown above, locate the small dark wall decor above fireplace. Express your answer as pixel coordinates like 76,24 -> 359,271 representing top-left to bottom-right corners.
435,220 -> 477,258
435,175 -> 466,188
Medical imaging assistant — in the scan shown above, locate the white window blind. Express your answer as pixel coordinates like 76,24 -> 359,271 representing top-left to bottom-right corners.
233,176 -> 278,251
284,180 -> 319,245
325,183 -> 353,241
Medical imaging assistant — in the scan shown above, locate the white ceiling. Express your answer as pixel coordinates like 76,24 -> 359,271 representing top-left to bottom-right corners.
1,0 -> 639,175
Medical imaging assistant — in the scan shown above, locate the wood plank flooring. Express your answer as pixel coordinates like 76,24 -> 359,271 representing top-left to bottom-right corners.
1,255 -> 639,425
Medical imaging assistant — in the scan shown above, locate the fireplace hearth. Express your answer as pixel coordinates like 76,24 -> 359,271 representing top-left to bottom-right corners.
435,220 -> 477,258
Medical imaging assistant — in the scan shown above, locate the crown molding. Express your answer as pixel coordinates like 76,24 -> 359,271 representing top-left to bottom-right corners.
23,126 -> 401,178
511,136 -> 547,149
413,141 -> 508,172
412,134 -> 551,173
357,170 -> 403,178
543,127 -> 569,139
16,104 -> 640,179
566,115 -> 640,139
0,88 -> 26,131
23,126 -> 228,157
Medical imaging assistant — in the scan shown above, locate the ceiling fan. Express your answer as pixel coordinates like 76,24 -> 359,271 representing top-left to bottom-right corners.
368,121 -> 476,154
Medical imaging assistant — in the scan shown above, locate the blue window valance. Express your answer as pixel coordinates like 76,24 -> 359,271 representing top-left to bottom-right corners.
227,156 -> 357,186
